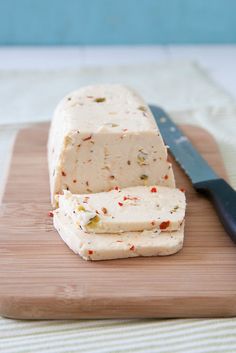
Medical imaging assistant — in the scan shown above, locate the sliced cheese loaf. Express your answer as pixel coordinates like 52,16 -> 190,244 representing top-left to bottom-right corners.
58,186 -> 186,234
48,84 -> 175,206
54,208 -> 184,261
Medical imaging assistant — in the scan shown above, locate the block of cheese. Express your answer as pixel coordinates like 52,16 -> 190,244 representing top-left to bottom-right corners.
54,208 -> 184,261
58,186 -> 186,234
48,84 -> 175,206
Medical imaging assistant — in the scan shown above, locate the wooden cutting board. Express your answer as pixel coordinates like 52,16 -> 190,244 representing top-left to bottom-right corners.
0,123 -> 236,319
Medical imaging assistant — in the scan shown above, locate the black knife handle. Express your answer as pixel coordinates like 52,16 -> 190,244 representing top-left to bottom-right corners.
194,178 -> 236,243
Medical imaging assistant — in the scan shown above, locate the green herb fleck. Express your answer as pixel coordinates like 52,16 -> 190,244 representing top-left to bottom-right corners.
170,205 -> 179,214
140,174 -> 148,180
87,215 -> 100,227
94,97 -> 106,103
138,105 -> 147,112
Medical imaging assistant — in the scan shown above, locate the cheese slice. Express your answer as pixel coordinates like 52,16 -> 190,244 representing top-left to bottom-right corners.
48,84 -> 175,206
54,208 -> 184,261
58,186 -> 186,233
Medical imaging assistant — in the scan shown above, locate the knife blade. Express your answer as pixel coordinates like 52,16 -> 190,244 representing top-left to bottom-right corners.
150,104 -> 236,244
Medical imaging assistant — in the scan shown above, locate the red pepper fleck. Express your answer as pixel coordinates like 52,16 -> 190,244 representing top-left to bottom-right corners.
88,250 -> 93,255
73,179 -> 77,183
48,211 -> 54,217
83,135 -> 92,141
118,202 -> 123,207
123,196 -> 139,201
151,221 -> 155,226
61,171 -> 66,176
114,186 -> 119,191
116,240 -> 123,243
123,128 -> 128,132
130,245 -> 135,251
151,187 -> 157,193
180,188 -> 186,193
160,221 -> 170,230
164,174 -> 168,180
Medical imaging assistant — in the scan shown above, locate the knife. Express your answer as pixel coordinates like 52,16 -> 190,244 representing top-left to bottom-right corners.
150,105 -> 236,244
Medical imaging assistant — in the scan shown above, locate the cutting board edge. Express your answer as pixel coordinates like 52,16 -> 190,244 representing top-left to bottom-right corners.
1,293 -> 236,319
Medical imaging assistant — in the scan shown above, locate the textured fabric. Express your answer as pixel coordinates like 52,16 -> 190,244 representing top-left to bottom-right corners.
0,62 -> 236,352
1,318 -> 236,353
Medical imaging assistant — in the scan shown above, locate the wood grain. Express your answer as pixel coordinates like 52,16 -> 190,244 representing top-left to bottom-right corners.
0,123 -> 236,319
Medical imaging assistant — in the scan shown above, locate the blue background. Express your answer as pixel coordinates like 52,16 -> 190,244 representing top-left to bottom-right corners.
0,0 -> 236,45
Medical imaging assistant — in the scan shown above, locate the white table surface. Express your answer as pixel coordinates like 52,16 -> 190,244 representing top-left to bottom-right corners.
0,45 -> 236,99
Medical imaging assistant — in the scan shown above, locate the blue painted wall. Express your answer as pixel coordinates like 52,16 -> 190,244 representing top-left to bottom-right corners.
0,0 -> 236,45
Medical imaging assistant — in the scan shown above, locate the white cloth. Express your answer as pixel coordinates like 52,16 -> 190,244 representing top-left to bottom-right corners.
0,62 -> 236,352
